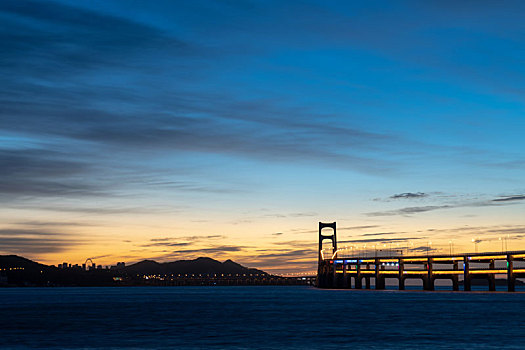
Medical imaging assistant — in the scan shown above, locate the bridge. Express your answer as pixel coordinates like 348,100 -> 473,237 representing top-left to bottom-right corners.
317,222 -> 525,291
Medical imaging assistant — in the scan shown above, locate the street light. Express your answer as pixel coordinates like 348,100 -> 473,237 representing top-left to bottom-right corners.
449,240 -> 454,255
406,240 -> 414,256
472,238 -> 479,253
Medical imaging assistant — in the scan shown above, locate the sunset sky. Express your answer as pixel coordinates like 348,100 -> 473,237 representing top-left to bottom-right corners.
1,1 -> 525,274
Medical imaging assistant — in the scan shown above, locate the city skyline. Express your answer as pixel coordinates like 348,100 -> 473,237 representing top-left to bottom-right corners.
1,1 -> 525,274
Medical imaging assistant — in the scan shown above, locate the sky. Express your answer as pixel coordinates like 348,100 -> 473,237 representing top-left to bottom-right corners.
1,0 -> 525,274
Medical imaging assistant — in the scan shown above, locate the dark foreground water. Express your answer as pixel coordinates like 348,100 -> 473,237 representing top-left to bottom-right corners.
1,286 -> 525,349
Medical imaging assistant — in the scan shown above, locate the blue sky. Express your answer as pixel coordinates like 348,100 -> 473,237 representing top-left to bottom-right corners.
1,1 -> 525,273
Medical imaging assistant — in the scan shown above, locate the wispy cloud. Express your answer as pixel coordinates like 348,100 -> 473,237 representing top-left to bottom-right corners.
0,226 -> 82,255
492,195 -> 525,202
12,220 -> 95,227
366,193 -> 525,217
366,205 -> 452,217
361,232 -> 404,237
170,246 -> 247,255
390,192 -> 428,199
0,229 -> 66,236
0,237 -> 78,255
339,237 -> 425,244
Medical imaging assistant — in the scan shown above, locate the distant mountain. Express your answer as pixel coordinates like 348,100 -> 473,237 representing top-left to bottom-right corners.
0,255 -> 267,276
123,257 -> 268,276
0,255 -> 269,286
0,255 -> 51,271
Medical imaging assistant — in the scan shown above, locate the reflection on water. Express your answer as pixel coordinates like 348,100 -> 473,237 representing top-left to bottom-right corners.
1,286 -> 524,349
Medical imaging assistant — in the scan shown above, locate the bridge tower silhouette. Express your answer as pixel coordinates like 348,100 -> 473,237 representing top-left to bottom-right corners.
317,222 -> 337,287
318,222 -> 337,260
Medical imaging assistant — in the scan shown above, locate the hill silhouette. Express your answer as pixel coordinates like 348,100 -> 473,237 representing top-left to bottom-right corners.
0,255 -> 51,272
0,255 -> 267,277
123,257 -> 267,276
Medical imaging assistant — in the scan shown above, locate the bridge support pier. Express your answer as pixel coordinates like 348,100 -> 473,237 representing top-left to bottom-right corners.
488,260 -> 496,291
376,277 -> 385,290
342,263 -> 348,288
464,257 -> 471,291
422,277 -> 431,291
424,260 -> 435,291
355,275 -> 362,289
332,264 -> 337,288
355,263 -> 362,289
453,261 -> 459,291
399,277 -> 405,290
365,276 -> 371,289
375,260 -> 385,290
452,276 -> 459,291
508,255 -> 515,292
398,260 -> 405,290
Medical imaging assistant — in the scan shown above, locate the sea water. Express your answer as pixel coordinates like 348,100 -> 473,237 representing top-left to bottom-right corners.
1,286 -> 524,349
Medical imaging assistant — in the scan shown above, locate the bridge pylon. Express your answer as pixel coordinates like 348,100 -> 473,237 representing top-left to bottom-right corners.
318,222 -> 337,261
317,222 -> 337,288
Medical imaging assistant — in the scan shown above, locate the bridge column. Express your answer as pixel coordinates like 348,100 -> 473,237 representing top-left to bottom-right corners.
488,260 -> 496,292
365,263 -> 371,289
380,264 -> 386,289
423,259 -> 434,291
398,259 -> 405,290
375,259 -> 385,290
464,256 -> 471,291
452,261 -> 459,291
508,255 -> 515,292
428,258 -> 434,291
342,261 -> 348,288
332,261 -> 337,288
355,262 -> 362,289
316,261 -> 323,287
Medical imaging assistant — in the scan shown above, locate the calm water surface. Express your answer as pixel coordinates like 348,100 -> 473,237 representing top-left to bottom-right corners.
1,286 -> 524,349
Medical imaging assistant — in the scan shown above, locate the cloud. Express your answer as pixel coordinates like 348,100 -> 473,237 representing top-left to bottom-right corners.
0,225 -> 83,256
149,235 -> 224,242
0,0 -> 415,192
0,149 -> 104,200
247,248 -> 317,269
390,192 -> 428,199
0,229 -> 65,236
408,246 -> 438,253
361,232 -> 404,237
339,225 -> 381,231
140,235 -> 226,248
366,193 -> 525,217
86,255 -> 110,261
170,246 -> 247,255
254,249 -> 313,260
0,236 -> 77,255
0,0 -> 191,76
142,242 -> 192,248
339,237 -> 425,244
492,195 -> 525,202
9,203 -> 177,215
288,225 -> 381,235
366,205 -> 452,217
12,220 -> 95,227
289,212 -> 317,217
